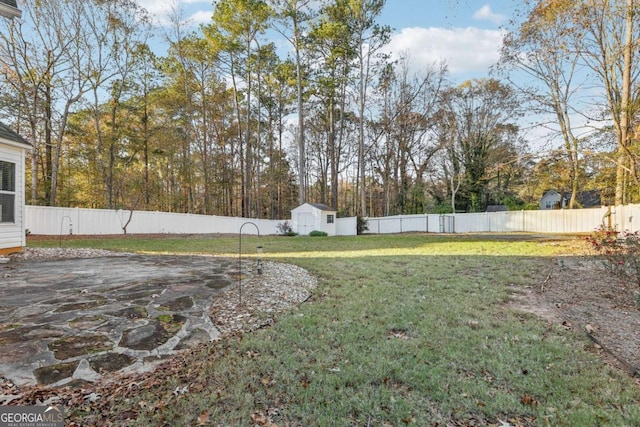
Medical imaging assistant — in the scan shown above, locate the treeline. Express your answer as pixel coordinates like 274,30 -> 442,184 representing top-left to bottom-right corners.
0,0 -> 638,218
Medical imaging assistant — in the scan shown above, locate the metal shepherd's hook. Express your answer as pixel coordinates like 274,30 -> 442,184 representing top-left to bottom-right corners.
59,215 -> 73,247
238,222 -> 262,305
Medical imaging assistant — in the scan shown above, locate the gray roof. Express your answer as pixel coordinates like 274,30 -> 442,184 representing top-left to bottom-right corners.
0,122 -> 30,146
486,205 -> 508,212
0,0 -> 21,19
310,203 -> 335,211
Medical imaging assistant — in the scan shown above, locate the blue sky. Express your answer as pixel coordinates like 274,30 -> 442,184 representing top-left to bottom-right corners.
136,0 -> 518,83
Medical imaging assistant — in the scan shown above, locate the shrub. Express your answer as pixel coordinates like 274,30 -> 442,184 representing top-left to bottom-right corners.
276,221 -> 297,236
586,225 -> 640,286
309,230 -> 328,237
357,216 -> 369,235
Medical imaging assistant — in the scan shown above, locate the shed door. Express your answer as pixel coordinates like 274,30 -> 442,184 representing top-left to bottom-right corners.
297,212 -> 314,235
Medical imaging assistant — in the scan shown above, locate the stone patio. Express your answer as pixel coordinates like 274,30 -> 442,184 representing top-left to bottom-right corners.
0,253 -> 250,387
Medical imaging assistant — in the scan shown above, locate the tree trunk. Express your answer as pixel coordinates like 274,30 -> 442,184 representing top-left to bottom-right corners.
295,27 -> 306,205
616,0 -> 634,205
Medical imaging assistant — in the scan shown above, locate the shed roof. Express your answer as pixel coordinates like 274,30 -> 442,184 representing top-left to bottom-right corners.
309,203 -> 335,211
0,0 -> 21,19
291,203 -> 337,213
0,122 -> 30,147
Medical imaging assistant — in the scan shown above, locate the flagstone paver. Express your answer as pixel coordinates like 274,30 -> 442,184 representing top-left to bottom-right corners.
0,254 -> 248,387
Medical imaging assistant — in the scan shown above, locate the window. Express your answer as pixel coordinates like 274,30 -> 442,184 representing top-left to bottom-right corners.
327,214 -> 334,224
0,161 -> 16,223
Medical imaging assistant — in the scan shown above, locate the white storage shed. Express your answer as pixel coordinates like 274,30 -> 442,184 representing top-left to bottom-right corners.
291,203 -> 337,236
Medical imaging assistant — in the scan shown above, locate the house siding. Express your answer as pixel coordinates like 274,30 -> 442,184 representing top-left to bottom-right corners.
0,142 -> 26,254
540,191 -> 562,210
0,0 -> 21,19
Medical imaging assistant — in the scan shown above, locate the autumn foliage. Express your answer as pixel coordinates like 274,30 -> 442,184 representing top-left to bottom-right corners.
586,225 -> 640,286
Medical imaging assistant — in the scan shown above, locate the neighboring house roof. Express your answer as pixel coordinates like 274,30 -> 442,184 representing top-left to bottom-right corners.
0,121 -> 30,147
541,190 -> 560,198
486,205 -> 508,212
575,190 -> 601,208
540,189 -> 601,209
0,0 -> 21,19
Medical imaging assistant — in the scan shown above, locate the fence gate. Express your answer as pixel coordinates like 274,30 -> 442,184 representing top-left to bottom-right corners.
439,215 -> 455,233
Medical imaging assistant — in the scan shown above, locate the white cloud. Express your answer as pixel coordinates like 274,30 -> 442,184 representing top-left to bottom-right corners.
136,0 -> 173,18
473,5 -> 507,25
385,26 -> 505,76
135,0 -> 211,27
188,10 -> 213,25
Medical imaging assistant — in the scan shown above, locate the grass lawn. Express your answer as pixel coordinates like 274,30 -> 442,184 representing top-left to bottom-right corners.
31,233 -> 640,426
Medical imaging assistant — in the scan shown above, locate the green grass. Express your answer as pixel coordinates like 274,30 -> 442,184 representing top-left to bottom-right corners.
46,232 -> 577,259
33,233 -> 640,426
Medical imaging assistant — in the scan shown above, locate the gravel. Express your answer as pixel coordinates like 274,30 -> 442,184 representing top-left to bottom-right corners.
9,247 -> 130,260
210,260 -> 318,335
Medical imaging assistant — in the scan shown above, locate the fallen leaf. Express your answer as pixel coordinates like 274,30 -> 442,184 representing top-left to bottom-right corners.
585,324 -> 595,334
251,411 -> 278,426
153,400 -> 167,410
261,376 -> 275,386
401,415 -> 415,423
196,410 -> 210,425
520,394 -> 539,406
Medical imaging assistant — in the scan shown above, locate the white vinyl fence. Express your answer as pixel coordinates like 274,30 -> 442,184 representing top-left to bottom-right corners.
364,204 -> 640,235
25,204 -> 640,237
25,206 -> 357,236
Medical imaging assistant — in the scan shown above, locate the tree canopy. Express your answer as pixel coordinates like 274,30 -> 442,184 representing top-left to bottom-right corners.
1,0 -> 638,217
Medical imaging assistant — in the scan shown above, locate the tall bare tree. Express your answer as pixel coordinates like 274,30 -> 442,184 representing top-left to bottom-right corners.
439,79 -> 522,212
499,0 -> 585,208
576,0 -> 640,204
207,0 -> 273,217
272,0 -> 317,205
371,56 -> 447,215
0,0 -> 150,206
345,0 -> 390,217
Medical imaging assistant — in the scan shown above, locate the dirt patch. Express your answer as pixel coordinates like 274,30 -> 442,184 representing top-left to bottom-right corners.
508,256 -> 640,377
49,335 -> 113,360
33,361 -> 80,385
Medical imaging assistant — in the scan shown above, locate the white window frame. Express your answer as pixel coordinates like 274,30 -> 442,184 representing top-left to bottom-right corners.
0,160 -> 16,223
